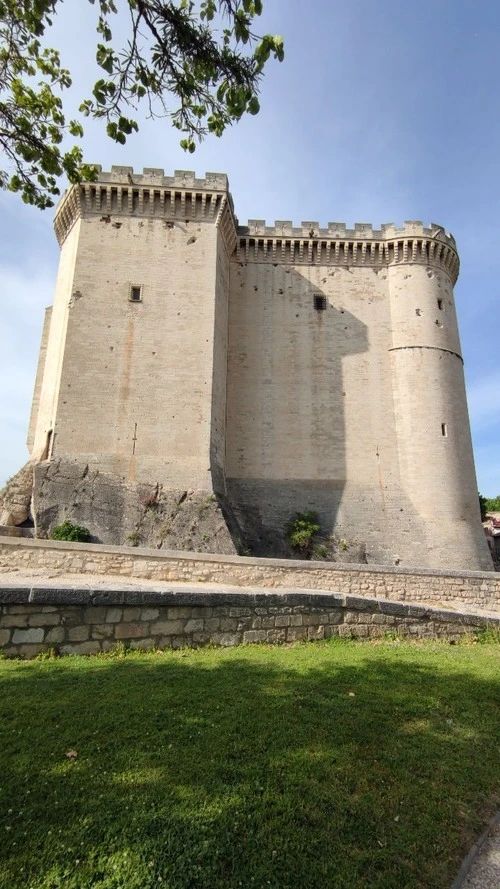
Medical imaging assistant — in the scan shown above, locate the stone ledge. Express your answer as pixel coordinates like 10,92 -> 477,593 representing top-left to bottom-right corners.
2,584 -> 499,659
1,584 -> 499,629
0,535 -> 497,580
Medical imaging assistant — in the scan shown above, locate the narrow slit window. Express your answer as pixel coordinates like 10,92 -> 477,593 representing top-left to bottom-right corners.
437,298 -> 443,310
130,285 -> 142,302
441,423 -> 447,437
313,294 -> 327,311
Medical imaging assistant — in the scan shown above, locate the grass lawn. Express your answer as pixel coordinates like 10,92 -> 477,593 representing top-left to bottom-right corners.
0,638 -> 499,889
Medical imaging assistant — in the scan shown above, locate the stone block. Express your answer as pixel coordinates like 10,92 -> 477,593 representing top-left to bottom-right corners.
192,632 -> 211,645
60,641 -> 101,656
130,638 -> 156,650
378,600 -> 409,617
204,618 -> 221,632
115,622 -> 148,639
18,644 -> 46,658
220,618 -> 238,632
0,628 -> 11,645
28,612 -> 61,626
324,625 -> 340,638
286,627 -> 307,642
307,626 -> 325,641
68,625 -> 90,642
152,619 -> 185,635
266,629 -> 286,643
140,608 -> 159,621
228,607 -> 251,617
91,623 -> 114,639
303,614 -> 321,626
122,607 -> 142,622
12,628 -> 44,644
289,614 -> 303,626
167,608 -> 191,620
243,630 -> 267,643
1,613 -> 29,627
106,608 -> 122,623
275,615 -> 290,627
60,609 -> 84,626
83,607 -> 108,624
211,632 -> 240,647
190,606 -> 213,618
184,619 -> 204,633
45,626 -> 65,644
0,591 -> 30,606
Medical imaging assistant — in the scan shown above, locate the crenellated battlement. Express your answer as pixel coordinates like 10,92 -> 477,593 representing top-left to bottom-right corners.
236,222 -> 459,282
240,219 -> 456,246
53,166 -> 236,250
52,167 -> 459,281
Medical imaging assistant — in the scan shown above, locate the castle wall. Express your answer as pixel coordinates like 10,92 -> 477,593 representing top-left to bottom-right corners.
36,215 -> 222,490
225,262 -> 422,562
32,220 -> 81,460
27,306 -> 52,453
209,228 -> 231,493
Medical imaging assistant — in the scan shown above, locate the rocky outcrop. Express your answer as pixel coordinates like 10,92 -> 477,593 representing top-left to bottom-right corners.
0,462 -> 34,526
32,459 -> 239,554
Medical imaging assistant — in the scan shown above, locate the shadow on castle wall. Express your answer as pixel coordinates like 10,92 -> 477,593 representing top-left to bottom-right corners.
220,267 -> 370,558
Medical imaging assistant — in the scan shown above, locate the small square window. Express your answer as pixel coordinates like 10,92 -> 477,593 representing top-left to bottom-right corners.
130,285 -> 142,302
313,294 -> 327,311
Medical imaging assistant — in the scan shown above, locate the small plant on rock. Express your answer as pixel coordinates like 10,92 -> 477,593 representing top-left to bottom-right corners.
286,511 -> 320,558
50,520 -> 91,542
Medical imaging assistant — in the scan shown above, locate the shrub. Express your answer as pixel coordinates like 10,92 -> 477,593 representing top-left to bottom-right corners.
50,520 -> 91,542
286,511 -> 320,557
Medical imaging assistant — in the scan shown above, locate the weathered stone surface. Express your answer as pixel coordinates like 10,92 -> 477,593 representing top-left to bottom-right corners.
32,460 -> 238,553
0,463 -> 34,526
154,620 -> 185,635
45,626 -> 65,644
115,622 -> 148,639
68,625 -> 89,641
60,641 -> 100,656
12,628 -> 44,644
28,612 -> 60,626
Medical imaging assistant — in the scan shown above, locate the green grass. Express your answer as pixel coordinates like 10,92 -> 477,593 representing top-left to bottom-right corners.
0,639 -> 499,889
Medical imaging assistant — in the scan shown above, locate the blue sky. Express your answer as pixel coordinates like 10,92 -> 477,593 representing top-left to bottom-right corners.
0,0 -> 498,493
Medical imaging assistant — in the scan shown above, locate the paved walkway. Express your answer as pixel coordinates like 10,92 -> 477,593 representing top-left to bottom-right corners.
452,815 -> 500,889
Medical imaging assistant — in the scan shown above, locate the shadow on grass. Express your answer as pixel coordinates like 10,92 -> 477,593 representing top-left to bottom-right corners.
0,641 -> 499,889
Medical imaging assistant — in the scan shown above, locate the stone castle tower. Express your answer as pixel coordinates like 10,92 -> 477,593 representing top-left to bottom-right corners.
20,166 -> 492,570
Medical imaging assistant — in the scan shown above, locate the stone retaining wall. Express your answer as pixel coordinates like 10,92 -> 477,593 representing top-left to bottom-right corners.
1,587 -> 499,658
1,538 -> 500,611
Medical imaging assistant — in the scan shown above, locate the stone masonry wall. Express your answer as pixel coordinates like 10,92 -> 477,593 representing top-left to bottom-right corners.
1,587 -> 499,659
1,538 -> 500,611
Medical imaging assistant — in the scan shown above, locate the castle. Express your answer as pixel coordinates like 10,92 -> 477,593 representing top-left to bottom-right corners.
15,166 -> 492,570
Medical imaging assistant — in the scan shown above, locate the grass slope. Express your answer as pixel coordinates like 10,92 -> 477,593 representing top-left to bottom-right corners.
0,639 -> 499,889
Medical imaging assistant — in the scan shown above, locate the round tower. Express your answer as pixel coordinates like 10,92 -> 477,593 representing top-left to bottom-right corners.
387,226 -> 491,569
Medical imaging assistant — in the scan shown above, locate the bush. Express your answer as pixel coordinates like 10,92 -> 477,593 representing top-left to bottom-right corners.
286,511 -> 320,557
50,520 -> 91,542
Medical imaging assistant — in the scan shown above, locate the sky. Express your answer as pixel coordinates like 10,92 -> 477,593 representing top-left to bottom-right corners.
0,0 -> 499,493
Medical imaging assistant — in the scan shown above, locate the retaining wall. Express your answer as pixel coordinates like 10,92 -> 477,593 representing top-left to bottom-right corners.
1,538 -> 500,610
1,586 -> 499,659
